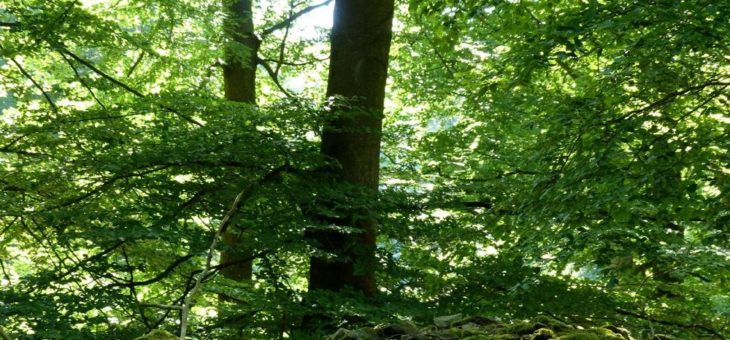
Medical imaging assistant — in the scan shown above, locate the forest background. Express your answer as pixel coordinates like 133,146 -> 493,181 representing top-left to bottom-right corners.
0,0 -> 728,339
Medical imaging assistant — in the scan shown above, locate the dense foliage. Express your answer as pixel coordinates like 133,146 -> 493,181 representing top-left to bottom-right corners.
1,0 -> 728,339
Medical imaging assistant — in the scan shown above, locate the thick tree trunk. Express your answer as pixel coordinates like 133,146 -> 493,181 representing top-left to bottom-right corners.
308,0 -> 394,296
220,0 -> 258,282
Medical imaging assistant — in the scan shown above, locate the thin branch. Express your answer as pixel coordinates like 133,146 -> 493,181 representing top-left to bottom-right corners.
607,80 -> 730,125
257,57 -> 293,98
274,0 -> 295,78
140,303 -> 183,310
122,246 -> 152,330
126,51 -> 145,77
58,47 -> 204,126
260,56 -> 328,67
179,164 -> 290,338
0,147 -> 47,157
53,241 -> 126,282
41,165 -> 172,211
259,0 -> 334,39
110,254 -> 195,288
7,55 -> 58,113
58,51 -> 107,109
59,47 -> 146,97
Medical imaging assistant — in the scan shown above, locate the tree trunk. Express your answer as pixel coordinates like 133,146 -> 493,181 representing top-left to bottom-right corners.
308,0 -> 394,296
220,0 -> 258,283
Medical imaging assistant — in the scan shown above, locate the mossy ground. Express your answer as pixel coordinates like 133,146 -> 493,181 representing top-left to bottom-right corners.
328,314 -> 633,340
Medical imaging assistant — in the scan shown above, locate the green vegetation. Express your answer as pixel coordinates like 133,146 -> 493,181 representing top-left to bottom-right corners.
0,0 -> 728,339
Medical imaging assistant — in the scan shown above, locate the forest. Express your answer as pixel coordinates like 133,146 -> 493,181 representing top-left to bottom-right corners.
0,0 -> 728,339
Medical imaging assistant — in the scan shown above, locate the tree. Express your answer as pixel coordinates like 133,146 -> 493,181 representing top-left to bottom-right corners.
1,0 -> 729,339
308,0 -> 395,296
219,0 -> 258,284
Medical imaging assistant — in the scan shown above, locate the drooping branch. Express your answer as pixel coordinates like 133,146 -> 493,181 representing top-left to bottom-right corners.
6,55 -> 58,113
58,51 -> 107,109
51,240 -> 126,283
607,80 -> 730,125
257,57 -> 294,98
58,47 -> 204,127
259,0 -> 334,39
109,254 -> 195,288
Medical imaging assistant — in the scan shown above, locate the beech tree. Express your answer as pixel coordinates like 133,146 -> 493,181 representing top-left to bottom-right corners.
219,0 -> 258,284
308,0 -> 395,296
1,0 -> 728,339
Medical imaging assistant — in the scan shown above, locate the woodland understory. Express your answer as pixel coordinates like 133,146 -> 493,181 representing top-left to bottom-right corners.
0,0 -> 728,339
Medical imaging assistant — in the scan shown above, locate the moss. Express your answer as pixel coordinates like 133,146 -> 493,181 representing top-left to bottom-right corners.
375,320 -> 418,338
557,332 -> 602,340
329,327 -> 377,340
463,335 -> 492,340
532,328 -> 555,339
532,315 -> 571,331
330,315 -> 633,340
507,321 -> 542,335
556,328 -> 625,340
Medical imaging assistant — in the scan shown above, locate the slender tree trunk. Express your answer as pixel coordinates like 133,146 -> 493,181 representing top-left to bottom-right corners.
308,0 -> 394,296
220,0 -> 258,282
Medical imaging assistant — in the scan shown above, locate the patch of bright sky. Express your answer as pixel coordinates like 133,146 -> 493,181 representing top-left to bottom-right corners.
290,1 -> 335,40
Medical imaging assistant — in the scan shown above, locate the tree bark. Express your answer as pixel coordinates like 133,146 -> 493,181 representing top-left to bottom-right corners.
308,0 -> 394,296
220,0 -> 258,282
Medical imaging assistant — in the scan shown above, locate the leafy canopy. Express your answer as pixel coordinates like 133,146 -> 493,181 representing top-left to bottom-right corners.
1,0 -> 728,339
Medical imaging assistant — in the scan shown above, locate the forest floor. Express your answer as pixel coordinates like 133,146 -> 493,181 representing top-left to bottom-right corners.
328,314 -> 639,340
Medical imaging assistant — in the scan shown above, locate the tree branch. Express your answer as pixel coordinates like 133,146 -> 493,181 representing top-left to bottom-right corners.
58,47 -> 204,127
259,0 -> 334,38
7,55 -> 58,113
58,51 -> 107,109
607,80 -> 730,125
178,164 -> 291,338
257,57 -> 293,98
110,254 -> 195,288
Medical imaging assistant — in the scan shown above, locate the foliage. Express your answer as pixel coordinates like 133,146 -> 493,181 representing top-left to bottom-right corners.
1,0 -> 728,339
